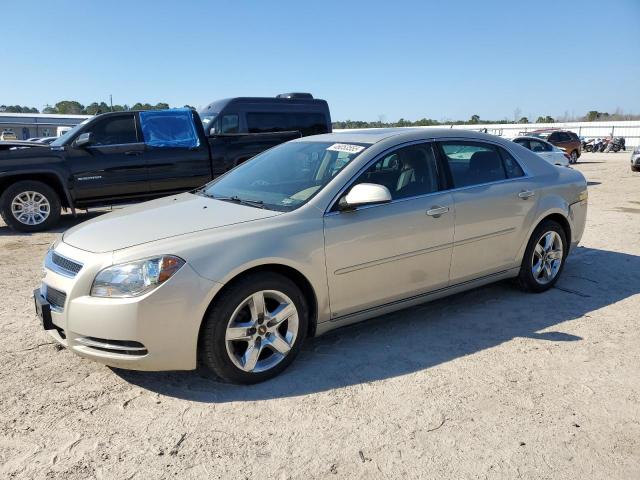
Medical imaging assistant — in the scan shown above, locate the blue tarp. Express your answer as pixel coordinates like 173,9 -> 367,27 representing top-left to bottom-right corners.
139,108 -> 200,149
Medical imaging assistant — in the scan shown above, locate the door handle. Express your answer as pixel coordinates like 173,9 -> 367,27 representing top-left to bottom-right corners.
125,151 -> 142,156
426,206 -> 449,217
518,190 -> 535,200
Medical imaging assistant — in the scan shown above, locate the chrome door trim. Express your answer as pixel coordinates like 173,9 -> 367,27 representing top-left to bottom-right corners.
453,227 -> 515,247
324,137 -> 532,216
327,267 -> 519,325
334,242 -> 453,276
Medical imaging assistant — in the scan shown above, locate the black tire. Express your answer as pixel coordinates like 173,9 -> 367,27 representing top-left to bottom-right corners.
570,150 -> 579,164
632,166 -> 640,173
0,180 -> 61,232
517,220 -> 567,293
199,272 -> 309,384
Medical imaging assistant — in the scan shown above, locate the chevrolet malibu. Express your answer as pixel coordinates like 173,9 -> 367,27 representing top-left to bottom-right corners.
35,129 -> 588,383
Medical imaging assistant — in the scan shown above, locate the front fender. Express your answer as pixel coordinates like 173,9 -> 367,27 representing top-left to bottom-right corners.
0,168 -> 74,208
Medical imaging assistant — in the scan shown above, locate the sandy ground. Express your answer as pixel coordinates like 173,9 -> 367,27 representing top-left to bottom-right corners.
0,151 -> 639,479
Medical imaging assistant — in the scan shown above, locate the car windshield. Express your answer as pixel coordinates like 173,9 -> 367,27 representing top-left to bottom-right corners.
200,141 -> 368,211
50,118 -> 91,147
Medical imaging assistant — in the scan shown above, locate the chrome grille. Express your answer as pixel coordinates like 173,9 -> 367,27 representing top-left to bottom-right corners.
50,252 -> 83,277
44,285 -> 66,311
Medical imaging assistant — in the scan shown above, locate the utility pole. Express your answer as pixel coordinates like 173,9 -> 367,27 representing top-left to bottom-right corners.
110,94 -> 113,112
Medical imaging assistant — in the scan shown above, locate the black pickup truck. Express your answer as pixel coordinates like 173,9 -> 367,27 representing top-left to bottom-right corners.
0,93 -> 331,232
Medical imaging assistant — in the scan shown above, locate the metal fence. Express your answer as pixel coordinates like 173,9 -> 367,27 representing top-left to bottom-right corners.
337,120 -> 640,148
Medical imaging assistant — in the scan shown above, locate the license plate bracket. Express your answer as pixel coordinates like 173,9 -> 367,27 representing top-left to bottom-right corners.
33,288 -> 54,331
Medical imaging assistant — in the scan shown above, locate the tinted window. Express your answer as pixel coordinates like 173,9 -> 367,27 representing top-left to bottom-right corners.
247,112 -> 288,133
557,132 -> 572,142
498,147 -> 525,178
89,115 -> 137,145
219,114 -> 239,134
353,143 -> 441,200
513,138 -> 530,149
288,113 -> 328,136
247,111 -> 328,135
440,142 -> 506,187
548,132 -> 560,142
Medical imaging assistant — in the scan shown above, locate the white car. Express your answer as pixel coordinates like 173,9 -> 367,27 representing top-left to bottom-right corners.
512,136 -> 569,167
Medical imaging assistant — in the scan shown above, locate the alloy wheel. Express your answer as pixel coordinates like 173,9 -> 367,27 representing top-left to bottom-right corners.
531,231 -> 563,285
225,290 -> 299,373
11,191 -> 51,225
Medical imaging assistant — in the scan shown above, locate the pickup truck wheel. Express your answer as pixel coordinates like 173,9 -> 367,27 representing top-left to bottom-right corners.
199,272 -> 308,384
0,180 -> 61,232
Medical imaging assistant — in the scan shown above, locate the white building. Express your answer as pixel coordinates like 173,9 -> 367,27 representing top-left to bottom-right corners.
0,112 -> 90,140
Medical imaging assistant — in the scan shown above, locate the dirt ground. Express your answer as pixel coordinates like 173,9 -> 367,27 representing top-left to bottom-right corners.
0,151 -> 639,479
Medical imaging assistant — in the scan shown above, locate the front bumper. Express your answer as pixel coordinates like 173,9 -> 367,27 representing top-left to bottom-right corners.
39,242 -> 222,371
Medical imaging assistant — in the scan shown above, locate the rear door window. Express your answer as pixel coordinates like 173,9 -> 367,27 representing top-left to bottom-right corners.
529,139 -> 550,152
498,147 -> 525,178
439,141 -> 508,187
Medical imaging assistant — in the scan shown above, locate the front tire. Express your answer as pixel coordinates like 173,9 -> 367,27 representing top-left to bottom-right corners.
199,272 -> 309,384
517,220 -> 567,293
0,180 -> 61,232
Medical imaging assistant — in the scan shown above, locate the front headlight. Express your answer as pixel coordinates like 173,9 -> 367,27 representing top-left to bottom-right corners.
91,255 -> 185,298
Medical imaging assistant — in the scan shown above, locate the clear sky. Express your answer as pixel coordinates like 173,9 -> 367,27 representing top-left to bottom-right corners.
3,0 -> 639,121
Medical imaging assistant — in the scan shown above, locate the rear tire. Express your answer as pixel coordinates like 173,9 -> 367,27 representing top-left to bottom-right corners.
517,220 -> 567,293
198,272 -> 309,384
0,180 -> 61,232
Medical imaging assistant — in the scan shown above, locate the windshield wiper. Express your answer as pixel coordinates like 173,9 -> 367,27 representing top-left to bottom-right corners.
213,195 -> 266,209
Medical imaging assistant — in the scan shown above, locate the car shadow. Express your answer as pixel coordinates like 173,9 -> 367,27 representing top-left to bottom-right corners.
114,246 -> 640,402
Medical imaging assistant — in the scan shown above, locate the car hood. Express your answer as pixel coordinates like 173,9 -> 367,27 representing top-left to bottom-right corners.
63,193 -> 283,253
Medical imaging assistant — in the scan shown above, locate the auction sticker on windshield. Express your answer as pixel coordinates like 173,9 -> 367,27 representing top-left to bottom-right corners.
326,143 -> 366,154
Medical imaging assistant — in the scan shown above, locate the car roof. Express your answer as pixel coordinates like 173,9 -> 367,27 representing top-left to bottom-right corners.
513,136 -> 551,143
296,128 -> 509,145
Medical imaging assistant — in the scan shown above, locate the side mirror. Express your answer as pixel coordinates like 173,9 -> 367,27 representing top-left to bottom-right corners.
339,183 -> 392,211
209,126 -> 217,136
74,132 -> 93,148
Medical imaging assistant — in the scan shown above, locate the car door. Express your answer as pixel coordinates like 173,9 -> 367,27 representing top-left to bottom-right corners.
67,113 -> 148,201
142,110 -> 212,194
323,142 -> 454,318
438,140 -> 539,284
